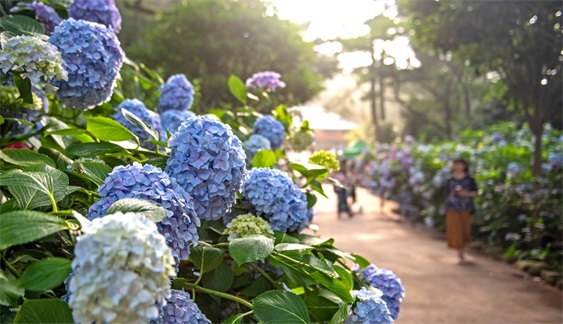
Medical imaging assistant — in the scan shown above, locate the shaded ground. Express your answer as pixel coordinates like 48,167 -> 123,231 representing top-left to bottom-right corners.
311,186 -> 563,324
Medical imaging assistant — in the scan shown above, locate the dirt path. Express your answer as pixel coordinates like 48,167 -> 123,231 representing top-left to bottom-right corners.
310,186 -> 563,324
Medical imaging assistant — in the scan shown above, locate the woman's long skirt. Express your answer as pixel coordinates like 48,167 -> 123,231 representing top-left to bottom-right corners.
446,209 -> 472,249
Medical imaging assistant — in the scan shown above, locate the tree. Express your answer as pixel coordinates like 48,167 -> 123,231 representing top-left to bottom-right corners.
398,0 -> 562,176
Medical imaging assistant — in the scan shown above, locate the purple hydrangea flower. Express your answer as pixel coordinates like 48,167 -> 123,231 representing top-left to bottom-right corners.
151,290 -> 210,324
113,99 -> 163,150
49,18 -> 124,110
245,71 -> 286,91
358,264 -> 405,320
252,116 -> 285,149
158,74 -> 195,113
346,287 -> 394,324
10,1 -> 62,35
69,0 -> 121,33
244,134 -> 271,164
241,168 -> 309,233
165,116 -> 246,220
161,109 -> 196,138
87,162 -> 200,266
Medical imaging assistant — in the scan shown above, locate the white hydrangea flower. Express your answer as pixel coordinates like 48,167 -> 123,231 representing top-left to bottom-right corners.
223,213 -> 274,241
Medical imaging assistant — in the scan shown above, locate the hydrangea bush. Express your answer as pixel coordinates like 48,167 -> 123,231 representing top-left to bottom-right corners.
152,290 -> 211,324
246,71 -> 286,91
160,109 -> 196,137
358,265 -> 405,319
252,115 -> 286,149
158,74 -> 195,113
68,0 -> 122,33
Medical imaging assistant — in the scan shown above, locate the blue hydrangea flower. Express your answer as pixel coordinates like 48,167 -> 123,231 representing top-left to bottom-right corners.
49,18 -> 124,110
245,71 -> 286,91
151,290 -> 211,324
252,116 -> 285,149
358,264 -> 405,320
68,212 -> 176,324
241,168 -> 309,233
69,0 -> 121,33
113,99 -> 163,150
346,287 -> 394,324
10,1 -> 62,35
244,134 -> 271,164
165,116 -> 246,220
161,109 -> 196,138
87,162 -> 200,266
158,74 -> 195,113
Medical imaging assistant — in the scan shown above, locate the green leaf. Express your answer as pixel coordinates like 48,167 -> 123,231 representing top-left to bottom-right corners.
253,290 -> 311,324
251,150 -> 276,168
13,298 -> 73,324
309,271 -> 354,303
120,108 -> 159,141
0,115 -> 4,125
105,198 -> 167,223
77,161 -> 112,186
273,105 -> 292,130
0,149 -> 55,168
228,75 -> 247,104
38,148 -> 73,170
306,192 -> 317,209
17,258 -> 71,292
273,231 -> 300,245
240,275 -> 271,298
0,211 -> 69,250
188,246 -> 225,273
0,270 -> 24,307
87,116 -> 136,142
64,142 -> 124,157
223,312 -> 248,324
12,74 -> 33,104
290,163 -> 309,177
352,254 -> 371,270
201,262 -> 234,292
306,292 -> 341,322
309,180 -> 328,198
275,243 -> 314,252
229,235 -> 275,266
0,15 -> 44,35
334,265 -> 353,291
330,303 -> 349,324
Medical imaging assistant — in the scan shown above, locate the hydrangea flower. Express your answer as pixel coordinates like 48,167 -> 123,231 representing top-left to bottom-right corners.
68,212 -> 176,324
223,213 -> 274,241
161,109 -> 196,138
308,151 -> 340,171
49,18 -> 124,110
289,129 -> 315,152
0,86 -> 45,137
158,74 -> 195,113
87,163 -> 200,266
10,1 -> 62,35
165,116 -> 246,220
252,115 -> 285,149
358,264 -> 405,320
346,287 -> 394,324
69,0 -> 122,33
113,99 -> 163,149
245,71 -> 286,91
0,35 -> 67,86
244,134 -> 271,164
151,290 -> 210,324
242,168 -> 309,233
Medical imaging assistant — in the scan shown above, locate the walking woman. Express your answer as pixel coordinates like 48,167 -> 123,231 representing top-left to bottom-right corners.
446,158 -> 478,264
333,161 -> 353,219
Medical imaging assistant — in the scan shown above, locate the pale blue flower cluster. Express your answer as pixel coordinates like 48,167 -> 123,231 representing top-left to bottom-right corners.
244,134 -> 271,164
10,1 -> 62,34
358,264 -> 405,320
87,163 -> 200,266
151,290 -> 211,324
68,212 -> 176,323
0,35 -> 67,85
245,71 -> 286,91
158,74 -> 195,113
242,168 -> 309,233
346,287 -> 394,324
113,99 -> 163,149
161,110 -> 196,138
49,18 -> 124,110
252,116 -> 285,149
165,116 -> 246,220
69,0 -> 122,33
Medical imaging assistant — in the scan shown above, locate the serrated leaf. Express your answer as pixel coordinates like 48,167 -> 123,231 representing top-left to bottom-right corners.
120,108 -> 159,141
106,198 -> 167,223
229,235 -> 274,266
189,246 -> 225,274
253,290 -> 311,324
251,149 -> 276,168
0,270 -> 24,307
0,149 -> 55,168
64,142 -> 124,157
87,116 -> 136,142
228,75 -> 247,104
0,15 -> 44,35
78,161 -> 112,186
0,210 -> 69,250
13,298 -> 73,324
201,262 -> 233,292
17,258 -> 71,291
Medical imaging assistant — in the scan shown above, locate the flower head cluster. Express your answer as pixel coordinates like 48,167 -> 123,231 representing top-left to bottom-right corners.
10,1 -> 62,34
158,74 -> 195,113
151,290 -> 210,324
358,264 -> 405,319
245,71 -> 286,91
68,212 -> 176,323
346,287 -> 394,324
69,0 -> 122,33
223,213 -> 274,241
161,109 -> 196,138
244,134 -> 271,164
289,129 -> 315,152
252,115 -> 285,149
242,168 -> 309,233
0,35 -> 67,85
87,163 -> 200,266
165,116 -> 246,220
309,151 -> 340,171
113,99 -> 163,149
49,18 -> 124,110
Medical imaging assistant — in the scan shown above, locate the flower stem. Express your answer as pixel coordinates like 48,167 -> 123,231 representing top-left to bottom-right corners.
183,282 -> 253,309
248,263 -> 283,289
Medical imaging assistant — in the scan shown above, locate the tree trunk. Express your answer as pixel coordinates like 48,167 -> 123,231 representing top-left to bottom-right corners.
370,75 -> 378,140
532,128 -> 543,177
379,76 -> 386,121
443,84 -> 453,138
